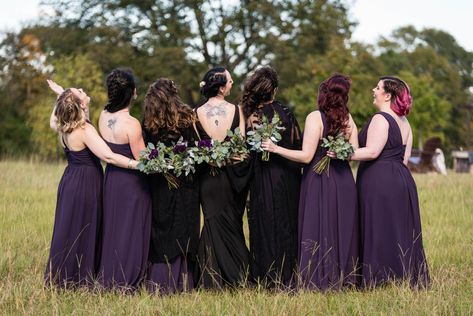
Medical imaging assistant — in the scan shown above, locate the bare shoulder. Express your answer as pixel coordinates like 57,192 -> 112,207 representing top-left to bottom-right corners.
83,122 -> 99,136
306,110 -> 321,123
370,113 -> 390,130
125,115 -> 142,130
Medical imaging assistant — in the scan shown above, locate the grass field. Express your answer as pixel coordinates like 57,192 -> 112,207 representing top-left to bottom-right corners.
1,159 -> 473,315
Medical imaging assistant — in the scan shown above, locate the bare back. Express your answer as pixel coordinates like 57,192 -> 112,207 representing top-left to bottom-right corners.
98,110 -> 145,160
196,101 -> 237,141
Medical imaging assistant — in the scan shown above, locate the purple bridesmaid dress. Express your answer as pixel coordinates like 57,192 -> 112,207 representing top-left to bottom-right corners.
99,142 -> 151,290
45,144 -> 103,288
357,112 -> 429,288
297,111 -> 360,290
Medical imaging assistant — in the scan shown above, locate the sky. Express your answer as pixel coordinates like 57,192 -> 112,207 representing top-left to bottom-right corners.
0,0 -> 472,51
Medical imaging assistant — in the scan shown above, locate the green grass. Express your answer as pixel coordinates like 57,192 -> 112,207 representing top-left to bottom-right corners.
1,159 -> 472,315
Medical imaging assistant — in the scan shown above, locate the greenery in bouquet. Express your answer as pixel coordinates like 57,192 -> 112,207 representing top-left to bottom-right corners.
137,142 -> 180,189
169,139 -> 196,178
313,132 -> 354,176
247,112 -> 285,161
190,127 -> 248,175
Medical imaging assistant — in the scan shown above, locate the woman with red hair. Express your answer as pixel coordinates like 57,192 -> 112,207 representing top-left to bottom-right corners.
262,73 -> 360,290
348,76 -> 429,288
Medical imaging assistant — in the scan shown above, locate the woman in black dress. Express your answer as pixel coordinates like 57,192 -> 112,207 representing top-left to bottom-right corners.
241,66 -> 302,288
142,78 -> 200,293
195,67 -> 251,289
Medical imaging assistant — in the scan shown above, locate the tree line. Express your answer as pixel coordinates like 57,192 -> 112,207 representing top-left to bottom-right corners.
1,0 -> 472,161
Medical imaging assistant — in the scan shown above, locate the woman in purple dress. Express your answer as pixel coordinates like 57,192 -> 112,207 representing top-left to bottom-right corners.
242,67 -> 302,288
98,69 -> 151,290
142,79 -> 200,294
349,76 -> 429,288
262,74 -> 360,290
45,85 -> 139,288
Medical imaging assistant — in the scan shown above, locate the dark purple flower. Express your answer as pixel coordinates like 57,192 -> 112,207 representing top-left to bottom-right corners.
148,149 -> 159,160
223,136 -> 231,142
173,143 -> 187,154
197,139 -> 213,149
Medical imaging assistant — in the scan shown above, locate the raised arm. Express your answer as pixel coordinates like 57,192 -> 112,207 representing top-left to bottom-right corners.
261,111 -> 321,164
50,104 -> 58,132
82,124 -> 138,169
350,114 -> 388,161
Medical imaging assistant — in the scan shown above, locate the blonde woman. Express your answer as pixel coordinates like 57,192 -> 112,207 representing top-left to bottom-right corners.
45,84 -> 138,288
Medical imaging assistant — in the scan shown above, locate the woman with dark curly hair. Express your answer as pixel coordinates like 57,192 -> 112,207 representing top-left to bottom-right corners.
142,78 -> 200,294
98,68 -> 151,290
348,76 -> 429,288
262,73 -> 360,290
194,67 -> 251,289
241,66 -> 302,288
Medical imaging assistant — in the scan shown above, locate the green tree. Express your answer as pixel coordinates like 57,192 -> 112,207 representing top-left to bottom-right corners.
27,54 -> 107,159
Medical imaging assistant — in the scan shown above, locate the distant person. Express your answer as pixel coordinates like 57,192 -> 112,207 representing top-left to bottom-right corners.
98,69 -> 151,290
45,82 -> 139,288
262,74 -> 360,290
432,148 -> 447,175
241,66 -> 302,288
194,67 -> 251,288
341,76 -> 429,288
142,78 -> 200,293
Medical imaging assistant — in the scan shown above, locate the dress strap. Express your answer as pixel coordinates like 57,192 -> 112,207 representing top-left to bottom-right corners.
319,111 -> 328,138
375,111 -> 403,143
60,133 -> 69,149
231,104 -> 240,130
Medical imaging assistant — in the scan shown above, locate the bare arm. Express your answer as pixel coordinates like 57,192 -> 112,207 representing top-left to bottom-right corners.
128,118 -> 146,160
350,114 -> 388,161
403,127 -> 413,166
50,105 -> 58,132
82,125 -> 138,169
47,80 -> 64,132
238,105 -> 246,137
348,114 -> 359,149
261,111 -> 321,164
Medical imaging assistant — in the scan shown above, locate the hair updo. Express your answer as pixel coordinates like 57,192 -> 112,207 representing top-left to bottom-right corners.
54,89 -> 86,133
143,78 -> 195,134
241,66 -> 279,119
200,67 -> 227,99
105,68 -> 136,113
380,76 -> 412,116
318,73 -> 351,136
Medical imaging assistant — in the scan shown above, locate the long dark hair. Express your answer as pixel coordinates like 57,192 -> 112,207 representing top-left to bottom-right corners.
199,67 -> 227,100
143,78 -> 195,134
241,66 -> 279,118
318,73 -> 351,136
104,68 -> 136,113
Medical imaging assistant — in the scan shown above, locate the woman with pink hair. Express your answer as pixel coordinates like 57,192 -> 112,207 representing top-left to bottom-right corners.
348,76 -> 429,288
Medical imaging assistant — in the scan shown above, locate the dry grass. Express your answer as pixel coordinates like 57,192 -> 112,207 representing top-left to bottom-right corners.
1,159 -> 472,315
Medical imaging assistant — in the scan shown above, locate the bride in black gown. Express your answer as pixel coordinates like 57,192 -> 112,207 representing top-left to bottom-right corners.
195,67 -> 251,289
241,67 -> 302,288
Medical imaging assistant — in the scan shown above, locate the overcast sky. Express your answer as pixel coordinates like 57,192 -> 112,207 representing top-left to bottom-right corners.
1,0 -> 472,51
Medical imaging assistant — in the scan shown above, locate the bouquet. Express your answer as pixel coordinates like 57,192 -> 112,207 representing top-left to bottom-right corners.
313,132 -> 354,176
138,142 -> 179,188
247,112 -> 285,161
190,127 -> 249,175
